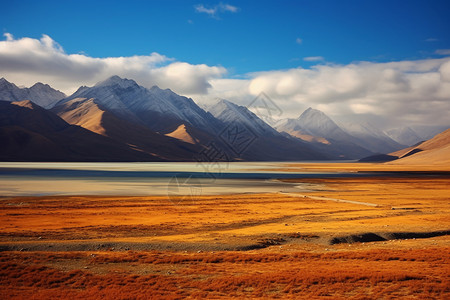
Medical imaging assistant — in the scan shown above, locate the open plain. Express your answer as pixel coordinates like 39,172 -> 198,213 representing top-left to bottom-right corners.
0,164 -> 449,299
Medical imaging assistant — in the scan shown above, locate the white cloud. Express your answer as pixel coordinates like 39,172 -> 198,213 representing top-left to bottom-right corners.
0,34 -> 226,94
436,49 -> 450,55
194,4 -> 217,16
3,33 -> 13,41
220,3 -> 239,13
295,38 -> 302,45
303,56 -> 324,62
240,58 -> 450,127
1,33 -> 449,129
194,3 -> 239,18
425,38 -> 439,42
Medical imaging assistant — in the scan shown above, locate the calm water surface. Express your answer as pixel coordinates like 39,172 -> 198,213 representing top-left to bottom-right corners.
0,162 -> 354,196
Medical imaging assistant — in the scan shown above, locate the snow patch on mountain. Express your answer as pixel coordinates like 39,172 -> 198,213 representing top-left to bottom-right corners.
209,99 -> 279,137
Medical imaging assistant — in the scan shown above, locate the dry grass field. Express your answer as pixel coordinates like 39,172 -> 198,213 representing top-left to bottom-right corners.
0,167 -> 449,299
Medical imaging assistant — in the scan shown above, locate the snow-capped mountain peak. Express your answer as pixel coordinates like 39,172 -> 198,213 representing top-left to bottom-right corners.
297,107 -> 347,139
385,127 -> 423,146
0,77 -> 17,90
209,98 -> 279,136
338,121 -> 406,153
338,121 -> 386,139
95,75 -> 139,89
299,107 -> 335,125
57,76 -> 221,134
0,77 -> 10,85
209,99 -> 241,116
0,78 -> 65,108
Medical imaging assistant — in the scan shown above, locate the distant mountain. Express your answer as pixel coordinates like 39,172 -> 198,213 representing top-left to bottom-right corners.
296,108 -> 352,140
209,100 -> 328,161
275,108 -> 373,159
387,128 -> 450,165
57,76 -> 221,134
53,76 -> 224,159
56,77 -> 327,161
409,125 -> 450,141
0,100 -> 161,161
4,76 -> 444,163
384,127 -> 423,146
338,121 -> 405,154
0,78 -> 65,108
209,99 -> 280,137
52,98 -> 201,161
274,118 -> 331,145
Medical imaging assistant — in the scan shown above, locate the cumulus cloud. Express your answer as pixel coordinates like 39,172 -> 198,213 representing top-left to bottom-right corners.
194,3 -> 239,18
0,34 -> 226,94
242,58 -> 450,127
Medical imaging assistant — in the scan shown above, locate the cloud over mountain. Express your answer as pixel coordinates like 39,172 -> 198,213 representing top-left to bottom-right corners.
0,34 -> 226,95
205,58 -> 450,128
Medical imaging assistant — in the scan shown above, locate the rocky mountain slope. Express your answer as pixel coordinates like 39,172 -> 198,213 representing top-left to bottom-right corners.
209,100 -> 328,160
0,78 -> 65,108
0,100 -> 160,161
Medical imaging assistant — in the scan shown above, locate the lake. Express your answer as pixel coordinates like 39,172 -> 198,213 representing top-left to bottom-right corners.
0,162 -> 357,197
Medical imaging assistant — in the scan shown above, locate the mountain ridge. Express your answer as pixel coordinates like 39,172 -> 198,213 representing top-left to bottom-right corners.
51,97 -> 202,161
2,76 -> 448,162
209,100 -> 328,161
275,108 -> 374,159
0,100 -> 161,161
0,78 -> 66,108
386,128 -> 450,165
57,76 -> 221,135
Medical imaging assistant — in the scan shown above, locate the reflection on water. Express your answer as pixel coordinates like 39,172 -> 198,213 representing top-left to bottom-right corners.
0,177 -> 318,197
0,162 -> 343,196
0,161 -> 288,173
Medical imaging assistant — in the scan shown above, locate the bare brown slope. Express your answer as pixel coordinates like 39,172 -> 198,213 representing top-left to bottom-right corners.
390,144 -> 421,158
164,123 -> 215,146
282,129 -> 330,145
387,128 -> 450,165
52,98 -> 202,161
166,124 -> 198,144
53,98 -> 106,135
0,100 -> 160,161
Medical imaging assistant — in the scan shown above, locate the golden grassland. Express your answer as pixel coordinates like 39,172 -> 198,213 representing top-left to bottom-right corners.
0,167 -> 449,299
282,161 -> 450,172
1,246 -> 449,299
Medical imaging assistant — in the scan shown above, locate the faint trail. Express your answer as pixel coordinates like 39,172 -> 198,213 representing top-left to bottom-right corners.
279,192 -> 379,207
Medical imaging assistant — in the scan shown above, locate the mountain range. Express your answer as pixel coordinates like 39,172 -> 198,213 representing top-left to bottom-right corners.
387,128 -> 450,165
209,100 -> 324,160
0,78 -> 65,109
0,100 -> 159,161
361,128 -> 450,165
0,76 -> 448,162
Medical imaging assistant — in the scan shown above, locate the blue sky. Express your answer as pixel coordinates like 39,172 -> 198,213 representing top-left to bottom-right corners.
3,0 -> 450,74
1,0 -> 450,127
